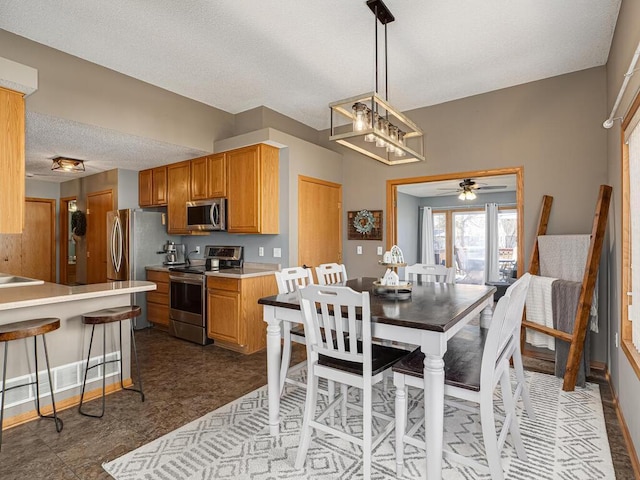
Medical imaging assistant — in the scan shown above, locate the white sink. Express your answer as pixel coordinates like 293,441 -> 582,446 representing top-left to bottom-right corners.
0,274 -> 45,288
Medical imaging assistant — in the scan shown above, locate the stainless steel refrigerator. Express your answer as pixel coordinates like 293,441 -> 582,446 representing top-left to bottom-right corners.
107,209 -> 180,329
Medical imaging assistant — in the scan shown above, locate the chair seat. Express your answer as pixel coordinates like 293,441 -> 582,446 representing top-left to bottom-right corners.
0,317 -> 60,342
392,326 -> 486,392
320,342 -> 408,377
82,305 -> 142,324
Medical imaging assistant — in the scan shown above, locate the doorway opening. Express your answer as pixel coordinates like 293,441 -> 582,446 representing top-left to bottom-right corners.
386,168 -> 524,284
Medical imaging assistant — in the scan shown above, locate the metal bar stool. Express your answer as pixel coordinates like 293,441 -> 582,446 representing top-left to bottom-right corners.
79,306 -> 144,418
0,317 -> 63,450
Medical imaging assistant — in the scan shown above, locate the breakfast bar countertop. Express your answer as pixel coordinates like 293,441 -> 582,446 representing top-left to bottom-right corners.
0,280 -> 156,311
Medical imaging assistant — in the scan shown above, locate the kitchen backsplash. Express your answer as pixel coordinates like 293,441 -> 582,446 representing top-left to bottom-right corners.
181,233 -> 287,265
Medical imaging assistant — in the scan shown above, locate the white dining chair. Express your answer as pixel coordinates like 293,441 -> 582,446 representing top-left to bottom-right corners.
274,266 -> 314,395
315,263 -> 348,285
404,263 -> 455,284
393,273 -> 532,480
295,284 -> 408,478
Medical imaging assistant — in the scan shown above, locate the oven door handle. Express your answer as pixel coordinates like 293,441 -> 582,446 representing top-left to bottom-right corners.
169,276 -> 205,286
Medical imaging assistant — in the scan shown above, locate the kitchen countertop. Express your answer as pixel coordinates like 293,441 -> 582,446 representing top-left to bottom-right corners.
0,280 -> 156,311
146,263 -> 278,279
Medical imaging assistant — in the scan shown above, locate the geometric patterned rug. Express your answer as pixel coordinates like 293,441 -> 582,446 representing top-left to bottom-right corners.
103,365 -> 615,479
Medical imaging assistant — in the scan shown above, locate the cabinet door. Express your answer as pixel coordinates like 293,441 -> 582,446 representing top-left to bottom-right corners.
207,153 -> 227,198
207,289 -> 241,344
167,161 -> 191,234
139,169 -> 153,207
190,157 -> 208,200
227,144 -> 278,234
0,88 -> 25,234
227,146 -> 261,233
152,166 -> 168,205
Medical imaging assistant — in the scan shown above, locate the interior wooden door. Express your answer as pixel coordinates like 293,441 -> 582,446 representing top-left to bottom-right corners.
87,190 -> 113,284
298,176 -> 342,270
21,198 -> 56,282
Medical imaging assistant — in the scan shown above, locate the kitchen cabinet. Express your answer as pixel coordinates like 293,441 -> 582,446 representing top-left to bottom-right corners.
138,166 -> 167,207
0,87 -> 25,234
167,160 -> 191,234
146,270 -> 170,327
207,274 -> 276,354
190,153 -> 226,200
226,144 -> 279,234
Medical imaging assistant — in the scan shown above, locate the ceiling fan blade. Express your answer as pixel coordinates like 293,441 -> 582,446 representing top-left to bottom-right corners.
476,185 -> 507,190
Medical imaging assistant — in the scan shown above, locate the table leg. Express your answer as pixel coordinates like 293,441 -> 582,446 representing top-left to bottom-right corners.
480,301 -> 493,328
264,306 -> 282,436
424,352 -> 445,479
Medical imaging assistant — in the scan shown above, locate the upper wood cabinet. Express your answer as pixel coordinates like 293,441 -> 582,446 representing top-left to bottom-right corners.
138,166 -> 167,207
227,144 -> 279,234
191,153 -> 226,200
167,160 -> 191,234
0,88 -> 25,234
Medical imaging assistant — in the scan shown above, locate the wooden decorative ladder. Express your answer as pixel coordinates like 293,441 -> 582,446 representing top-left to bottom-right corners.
521,184 -> 612,391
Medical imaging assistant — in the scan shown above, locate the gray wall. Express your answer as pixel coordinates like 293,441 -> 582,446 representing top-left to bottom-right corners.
420,191 -> 517,209
0,29 -> 234,152
605,0 -> 640,460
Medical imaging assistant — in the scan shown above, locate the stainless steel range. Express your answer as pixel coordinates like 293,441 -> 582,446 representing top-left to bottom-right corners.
169,246 -> 243,345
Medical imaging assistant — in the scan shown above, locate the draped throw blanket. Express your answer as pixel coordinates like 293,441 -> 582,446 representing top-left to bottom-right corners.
525,275 -> 557,350
553,279 -> 590,387
538,234 -> 598,333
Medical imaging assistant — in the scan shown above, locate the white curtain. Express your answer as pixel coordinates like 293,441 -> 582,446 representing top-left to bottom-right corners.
484,203 -> 500,283
421,207 -> 436,264
629,122 -> 640,352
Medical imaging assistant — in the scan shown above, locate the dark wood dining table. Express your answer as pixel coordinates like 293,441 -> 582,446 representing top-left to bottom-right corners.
258,277 -> 496,480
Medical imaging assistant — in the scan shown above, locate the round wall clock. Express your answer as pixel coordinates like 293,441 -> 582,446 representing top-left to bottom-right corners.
353,209 -> 376,234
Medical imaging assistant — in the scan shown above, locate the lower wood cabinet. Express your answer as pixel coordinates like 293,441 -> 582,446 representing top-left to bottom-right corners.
146,270 -> 170,327
207,274 -> 276,354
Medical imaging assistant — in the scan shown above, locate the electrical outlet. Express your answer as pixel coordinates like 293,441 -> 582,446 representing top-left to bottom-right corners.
357,246 -> 363,255
377,246 -> 383,255
195,246 -> 200,254
259,247 -> 264,257
273,247 -> 282,258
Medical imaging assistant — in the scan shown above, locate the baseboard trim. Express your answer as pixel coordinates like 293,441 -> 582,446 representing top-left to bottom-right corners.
1,378 -> 133,431
605,370 -> 640,480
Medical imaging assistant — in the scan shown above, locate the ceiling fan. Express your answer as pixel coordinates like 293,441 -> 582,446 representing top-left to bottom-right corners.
438,178 -> 507,200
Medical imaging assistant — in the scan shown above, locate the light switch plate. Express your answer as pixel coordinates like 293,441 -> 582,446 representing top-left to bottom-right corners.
357,246 -> 363,255
273,247 -> 282,258
377,246 -> 383,255
259,247 -> 264,257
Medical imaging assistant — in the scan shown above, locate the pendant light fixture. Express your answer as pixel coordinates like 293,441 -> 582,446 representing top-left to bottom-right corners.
329,0 -> 425,165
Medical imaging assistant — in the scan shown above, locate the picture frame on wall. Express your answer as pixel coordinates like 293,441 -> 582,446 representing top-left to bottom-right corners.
347,209 -> 383,240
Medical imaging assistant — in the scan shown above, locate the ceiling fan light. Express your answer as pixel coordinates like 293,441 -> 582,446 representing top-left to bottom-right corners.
458,192 -> 466,200
467,191 -> 477,200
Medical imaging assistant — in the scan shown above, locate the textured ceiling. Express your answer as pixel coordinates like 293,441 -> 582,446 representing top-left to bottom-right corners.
0,1 -> 621,181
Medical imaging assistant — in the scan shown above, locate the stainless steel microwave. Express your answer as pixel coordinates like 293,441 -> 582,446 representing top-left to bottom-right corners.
186,198 -> 226,231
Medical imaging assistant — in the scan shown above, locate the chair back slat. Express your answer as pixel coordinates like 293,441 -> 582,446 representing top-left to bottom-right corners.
404,263 -> 455,284
300,285 -> 368,367
315,263 -> 348,285
481,273 -> 531,387
275,266 -> 314,294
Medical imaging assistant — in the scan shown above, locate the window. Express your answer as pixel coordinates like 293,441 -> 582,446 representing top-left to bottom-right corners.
429,207 -> 518,285
622,93 -> 640,378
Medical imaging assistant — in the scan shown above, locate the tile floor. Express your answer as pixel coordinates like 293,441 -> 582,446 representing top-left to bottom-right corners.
0,328 -> 635,479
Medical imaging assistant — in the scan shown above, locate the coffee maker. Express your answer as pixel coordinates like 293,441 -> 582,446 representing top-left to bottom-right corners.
163,241 -> 185,265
